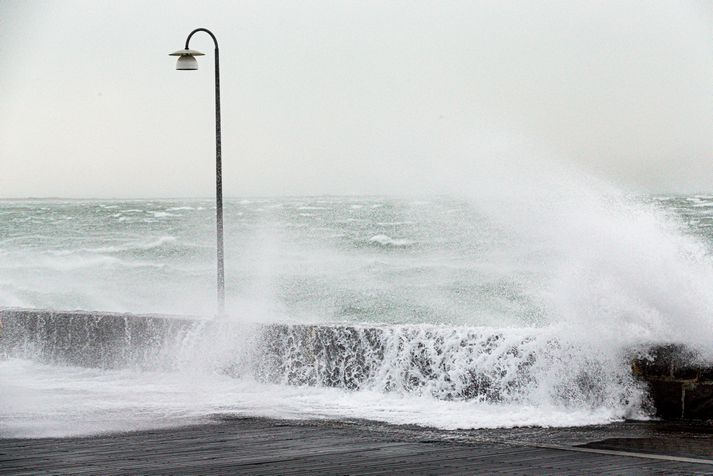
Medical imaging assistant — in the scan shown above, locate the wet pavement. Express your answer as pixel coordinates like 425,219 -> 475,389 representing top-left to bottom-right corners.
2,417 -> 713,475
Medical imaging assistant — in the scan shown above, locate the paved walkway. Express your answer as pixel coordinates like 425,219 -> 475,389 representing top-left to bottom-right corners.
2,418 -> 713,475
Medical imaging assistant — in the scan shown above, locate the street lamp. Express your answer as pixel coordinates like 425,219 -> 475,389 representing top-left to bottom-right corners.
170,28 -> 225,316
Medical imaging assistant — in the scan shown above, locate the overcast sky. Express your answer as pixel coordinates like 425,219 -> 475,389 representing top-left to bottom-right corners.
1,0 -> 711,198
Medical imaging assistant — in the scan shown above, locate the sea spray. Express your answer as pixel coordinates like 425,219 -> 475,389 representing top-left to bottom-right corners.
1,188 -> 713,435
455,158 -> 713,356
1,310 -> 649,424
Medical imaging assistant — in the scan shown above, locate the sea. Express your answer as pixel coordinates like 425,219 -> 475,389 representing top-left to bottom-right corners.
3,193 -> 713,437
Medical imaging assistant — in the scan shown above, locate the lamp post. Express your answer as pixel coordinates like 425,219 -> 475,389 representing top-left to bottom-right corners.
170,28 -> 225,316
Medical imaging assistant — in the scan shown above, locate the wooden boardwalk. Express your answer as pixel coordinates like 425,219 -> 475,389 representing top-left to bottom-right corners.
2,418 -> 713,475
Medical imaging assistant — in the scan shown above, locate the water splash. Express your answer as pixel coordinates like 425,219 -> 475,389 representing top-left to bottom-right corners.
3,170 -> 713,434
1,309 -> 649,430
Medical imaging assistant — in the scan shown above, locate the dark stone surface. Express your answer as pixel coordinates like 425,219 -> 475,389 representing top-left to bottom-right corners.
685,383 -> 713,421
633,345 -> 675,378
648,380 -> 684,419
2,418 -> 713,475
632,345 -> 713,421
633,345 -> 705,380
700,367 -> 713,382
675,366 -> 702,381
580,435 -> 713,460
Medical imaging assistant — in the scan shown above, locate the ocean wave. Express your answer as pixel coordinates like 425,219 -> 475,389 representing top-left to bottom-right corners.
0,357 -> 631,438
88,236 -> 178,253
369,234 -> 416,247
376,221 -> 415,226
0,255 -> 167,271
0,315 -> 647,434
244,323 -> 644,413
39,236 -> 179,256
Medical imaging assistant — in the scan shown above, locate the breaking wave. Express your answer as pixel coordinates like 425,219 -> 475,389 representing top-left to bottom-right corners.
1,310 -> 648,436
368,234 -> 416,247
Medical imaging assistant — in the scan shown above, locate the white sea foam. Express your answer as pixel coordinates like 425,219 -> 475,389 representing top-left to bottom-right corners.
376,221 -> 415,226
0,255 -> 165,272
88,236 -> 177,253
0,356 -> 639,439
369,234 -> 415,247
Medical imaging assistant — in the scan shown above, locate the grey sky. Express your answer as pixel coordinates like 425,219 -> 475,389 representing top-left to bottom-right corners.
1,0 -> 711,198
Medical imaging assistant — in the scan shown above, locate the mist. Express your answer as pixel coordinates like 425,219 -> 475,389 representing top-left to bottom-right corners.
1,0 -> 711,198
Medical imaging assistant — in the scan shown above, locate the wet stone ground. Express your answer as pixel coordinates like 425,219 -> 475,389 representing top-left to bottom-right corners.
2,417 -> 713,475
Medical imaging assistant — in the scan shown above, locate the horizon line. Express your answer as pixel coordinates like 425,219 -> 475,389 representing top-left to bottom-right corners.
0,191 -> 710,201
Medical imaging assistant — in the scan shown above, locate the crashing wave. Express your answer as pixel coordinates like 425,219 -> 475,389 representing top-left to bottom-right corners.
369,234 -> 416,247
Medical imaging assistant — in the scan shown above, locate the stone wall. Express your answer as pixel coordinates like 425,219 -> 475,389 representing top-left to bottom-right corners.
632,345 -> 713,420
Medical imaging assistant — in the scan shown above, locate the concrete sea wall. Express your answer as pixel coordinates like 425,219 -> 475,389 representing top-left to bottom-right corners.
1,308 -> 709,420
0,308 -> 569,402
0,308 -> 196,369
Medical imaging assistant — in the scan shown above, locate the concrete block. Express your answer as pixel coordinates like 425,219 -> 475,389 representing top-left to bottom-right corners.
647,380 -> 684,420
683,383 -> 713,420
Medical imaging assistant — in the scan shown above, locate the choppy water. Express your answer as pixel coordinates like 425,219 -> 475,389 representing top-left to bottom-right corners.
0,197 -> 506,323
3,194 -> 713,437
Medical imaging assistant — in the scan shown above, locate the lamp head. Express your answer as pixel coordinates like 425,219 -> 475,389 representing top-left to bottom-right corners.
169,49 -> 205,70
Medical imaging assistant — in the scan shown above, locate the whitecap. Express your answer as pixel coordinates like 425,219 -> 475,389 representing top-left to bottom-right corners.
369,234 -> 416,247
376,221 -> 415,226
86,236 -> 177,254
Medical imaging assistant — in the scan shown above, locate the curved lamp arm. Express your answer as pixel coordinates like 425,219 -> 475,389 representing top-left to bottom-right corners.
185,28 -> 219,51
